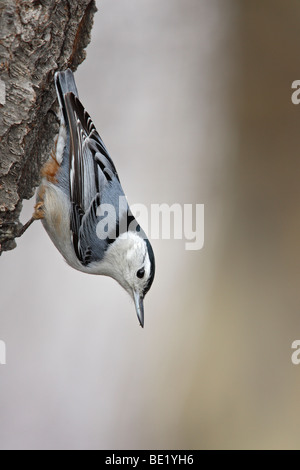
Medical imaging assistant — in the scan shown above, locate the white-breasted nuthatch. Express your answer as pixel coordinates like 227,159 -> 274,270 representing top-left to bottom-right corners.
23,69 -> 155,327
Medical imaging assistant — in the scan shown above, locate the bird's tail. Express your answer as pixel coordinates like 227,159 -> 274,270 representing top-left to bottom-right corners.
55,69 -> 79,124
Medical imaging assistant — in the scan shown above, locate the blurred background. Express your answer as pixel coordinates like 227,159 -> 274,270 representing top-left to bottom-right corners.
1,0 -> 300,450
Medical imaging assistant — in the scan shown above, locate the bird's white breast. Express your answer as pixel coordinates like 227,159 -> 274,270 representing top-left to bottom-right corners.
41,180 -> 85,272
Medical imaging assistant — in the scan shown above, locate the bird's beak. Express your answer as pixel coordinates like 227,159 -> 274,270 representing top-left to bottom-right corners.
133,290 -> 144,328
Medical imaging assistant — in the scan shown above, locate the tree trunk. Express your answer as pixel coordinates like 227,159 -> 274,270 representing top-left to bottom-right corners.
0,0 -> 97,253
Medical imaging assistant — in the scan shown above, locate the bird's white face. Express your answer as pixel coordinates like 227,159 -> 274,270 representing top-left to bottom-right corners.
102,232 -> 155,326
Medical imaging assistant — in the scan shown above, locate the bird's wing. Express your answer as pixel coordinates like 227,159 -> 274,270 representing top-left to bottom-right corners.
63,92 -> 126,265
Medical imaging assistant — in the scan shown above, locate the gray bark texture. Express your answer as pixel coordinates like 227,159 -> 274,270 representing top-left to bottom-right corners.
0,0 -> 97,253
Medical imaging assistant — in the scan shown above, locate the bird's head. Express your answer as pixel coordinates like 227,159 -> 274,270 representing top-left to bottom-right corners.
103,231 -> 155,327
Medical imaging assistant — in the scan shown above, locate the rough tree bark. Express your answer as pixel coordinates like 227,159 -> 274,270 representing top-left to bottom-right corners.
0,0 -> 97,253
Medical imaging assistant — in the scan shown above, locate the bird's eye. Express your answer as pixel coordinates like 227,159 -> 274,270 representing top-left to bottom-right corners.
137,268 -> 145,279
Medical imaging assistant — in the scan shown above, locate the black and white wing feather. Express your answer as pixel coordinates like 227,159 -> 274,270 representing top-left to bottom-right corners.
63,92 -> 127,265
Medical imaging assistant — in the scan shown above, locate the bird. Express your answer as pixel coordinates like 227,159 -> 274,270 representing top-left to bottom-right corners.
21,69 -> 155,327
